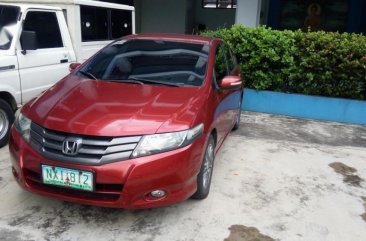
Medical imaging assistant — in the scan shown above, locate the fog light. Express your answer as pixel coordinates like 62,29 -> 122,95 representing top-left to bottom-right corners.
150,190 -> 166,198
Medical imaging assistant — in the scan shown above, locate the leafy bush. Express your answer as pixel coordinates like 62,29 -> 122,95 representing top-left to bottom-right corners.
203,25 -> 366,100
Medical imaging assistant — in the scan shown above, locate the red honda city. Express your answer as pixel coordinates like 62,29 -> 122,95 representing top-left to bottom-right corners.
9,34 -> 243,209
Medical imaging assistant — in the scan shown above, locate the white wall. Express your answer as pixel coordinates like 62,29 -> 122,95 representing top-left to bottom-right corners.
136,0 -> 187,33
194,1 -> 236,30
236,0 -> 261,27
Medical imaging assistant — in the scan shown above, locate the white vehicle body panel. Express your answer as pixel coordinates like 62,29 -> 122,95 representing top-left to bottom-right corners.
0,55 -> 21,104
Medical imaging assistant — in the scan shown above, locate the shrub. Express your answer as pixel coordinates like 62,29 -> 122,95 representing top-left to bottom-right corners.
203,25 -> 366,100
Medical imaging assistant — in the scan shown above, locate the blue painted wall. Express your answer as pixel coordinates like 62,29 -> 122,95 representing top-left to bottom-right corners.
242,88 -> 366,125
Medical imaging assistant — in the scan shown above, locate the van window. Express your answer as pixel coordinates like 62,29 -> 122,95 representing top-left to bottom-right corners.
80,5 -> 132,42
23,11 -> 63,49
80,6 -> 108,41
111,9 -> 132,39
0,5 -> 20,50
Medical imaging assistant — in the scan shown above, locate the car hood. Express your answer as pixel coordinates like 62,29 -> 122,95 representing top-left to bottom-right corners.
23,75 -> 205,136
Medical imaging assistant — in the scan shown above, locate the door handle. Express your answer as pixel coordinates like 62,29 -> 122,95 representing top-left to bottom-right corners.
0,65 -> 15,71
60,59 -> 68,63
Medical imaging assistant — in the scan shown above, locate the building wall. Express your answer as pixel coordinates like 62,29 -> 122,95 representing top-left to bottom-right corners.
186,0 -> 195,34
134,0 -> 142,32
135,0 -> 187,33
235,0 -> 261,27
135,0 -> 237,34
260,0 -> 270,25
194,1 -> 236,30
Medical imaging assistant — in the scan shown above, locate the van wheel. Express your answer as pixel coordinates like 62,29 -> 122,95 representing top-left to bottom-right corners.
191,135 -> 215,200
0,99 -> 14,147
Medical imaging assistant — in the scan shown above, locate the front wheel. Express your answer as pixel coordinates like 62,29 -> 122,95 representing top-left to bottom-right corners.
0,99 -> 14,148
232,98 -> 242,131
191,135 -> 215,200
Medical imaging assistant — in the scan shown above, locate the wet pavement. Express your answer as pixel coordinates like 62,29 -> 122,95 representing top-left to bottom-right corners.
0,111 -> 366,241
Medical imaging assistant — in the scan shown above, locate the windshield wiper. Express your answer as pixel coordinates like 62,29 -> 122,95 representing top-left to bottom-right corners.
128,77 -> 183,87
78,70 -> 97,80
106,79 -> 144,85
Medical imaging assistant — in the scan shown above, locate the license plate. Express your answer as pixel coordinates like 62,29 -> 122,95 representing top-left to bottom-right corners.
41,165 -> 94,192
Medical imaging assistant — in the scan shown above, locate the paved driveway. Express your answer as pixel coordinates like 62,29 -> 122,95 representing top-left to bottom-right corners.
0,112 -> 365,241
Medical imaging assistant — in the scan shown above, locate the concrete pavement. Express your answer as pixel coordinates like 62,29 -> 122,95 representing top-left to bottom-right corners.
0,112 -> 365,241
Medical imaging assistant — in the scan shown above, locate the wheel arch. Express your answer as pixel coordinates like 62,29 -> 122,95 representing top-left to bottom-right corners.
0,92 -> 17,112
210,128 -> 218,147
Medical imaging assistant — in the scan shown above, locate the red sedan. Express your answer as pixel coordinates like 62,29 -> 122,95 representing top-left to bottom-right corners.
9,34 -> 243,209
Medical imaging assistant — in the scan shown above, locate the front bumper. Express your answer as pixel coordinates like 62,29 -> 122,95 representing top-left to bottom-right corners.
9,127 -> 206,209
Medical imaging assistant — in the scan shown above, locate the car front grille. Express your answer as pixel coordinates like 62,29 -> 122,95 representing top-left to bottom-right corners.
24,168 -> 122,202
29,122 -> 142,165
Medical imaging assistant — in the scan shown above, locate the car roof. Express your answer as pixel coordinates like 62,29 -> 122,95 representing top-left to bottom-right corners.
122,33 -> 220,45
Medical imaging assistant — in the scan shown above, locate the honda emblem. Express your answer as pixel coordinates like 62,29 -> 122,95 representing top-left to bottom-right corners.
62,138 -> 82,156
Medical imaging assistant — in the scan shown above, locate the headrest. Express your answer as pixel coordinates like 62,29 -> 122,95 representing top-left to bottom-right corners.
117,58 -> 132,73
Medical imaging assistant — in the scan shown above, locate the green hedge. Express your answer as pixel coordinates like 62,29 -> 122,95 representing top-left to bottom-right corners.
203,25 -> 366,100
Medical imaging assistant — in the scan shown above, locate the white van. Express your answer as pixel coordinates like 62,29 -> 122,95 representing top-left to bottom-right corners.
0,0 -> 135,146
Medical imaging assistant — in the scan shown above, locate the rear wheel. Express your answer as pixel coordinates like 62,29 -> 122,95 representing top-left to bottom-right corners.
191,135 -> 215,200
0,99 -> 14,148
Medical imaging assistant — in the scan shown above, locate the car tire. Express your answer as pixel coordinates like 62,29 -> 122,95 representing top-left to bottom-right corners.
191,135 -> 215,200
0,99 -> 14,148
232,98 -> 242,131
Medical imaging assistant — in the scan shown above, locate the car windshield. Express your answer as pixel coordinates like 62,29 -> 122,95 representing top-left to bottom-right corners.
78,39 -> 209,87
0,5 -> 20,50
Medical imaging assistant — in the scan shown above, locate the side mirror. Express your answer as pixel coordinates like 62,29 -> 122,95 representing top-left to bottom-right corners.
69,63 -> 81,72
20,30 -> 37,51
219,75 -> 242,89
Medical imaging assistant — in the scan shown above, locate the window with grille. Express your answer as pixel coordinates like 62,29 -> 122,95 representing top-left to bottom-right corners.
202,0 -> 237,9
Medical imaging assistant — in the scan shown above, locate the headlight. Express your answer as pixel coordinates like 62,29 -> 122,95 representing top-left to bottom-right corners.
14,109 -> 31,142
132,123 -> 204,158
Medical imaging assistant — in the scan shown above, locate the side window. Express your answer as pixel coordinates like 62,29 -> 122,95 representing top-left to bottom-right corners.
22,11 -> 63,49
81,6 -> 108,41
226,48 -> 236,74
111,9 -> 132,39
214,44 -> 229,85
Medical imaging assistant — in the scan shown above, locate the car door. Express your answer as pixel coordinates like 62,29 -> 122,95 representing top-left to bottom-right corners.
16,10 -> 71,104
225,46 -> 242,126
213,43 -> 242,145
212,43 -> 232,145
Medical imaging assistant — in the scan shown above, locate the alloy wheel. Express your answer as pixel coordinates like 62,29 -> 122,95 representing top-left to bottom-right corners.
0,109 -> 9,140
202,141 -> 214,189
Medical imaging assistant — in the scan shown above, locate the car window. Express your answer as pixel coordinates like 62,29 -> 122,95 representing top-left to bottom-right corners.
214,44 -> 229,85
79,39 -> 209,87
226,47 -> 237,74
22,11 -> 63,49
